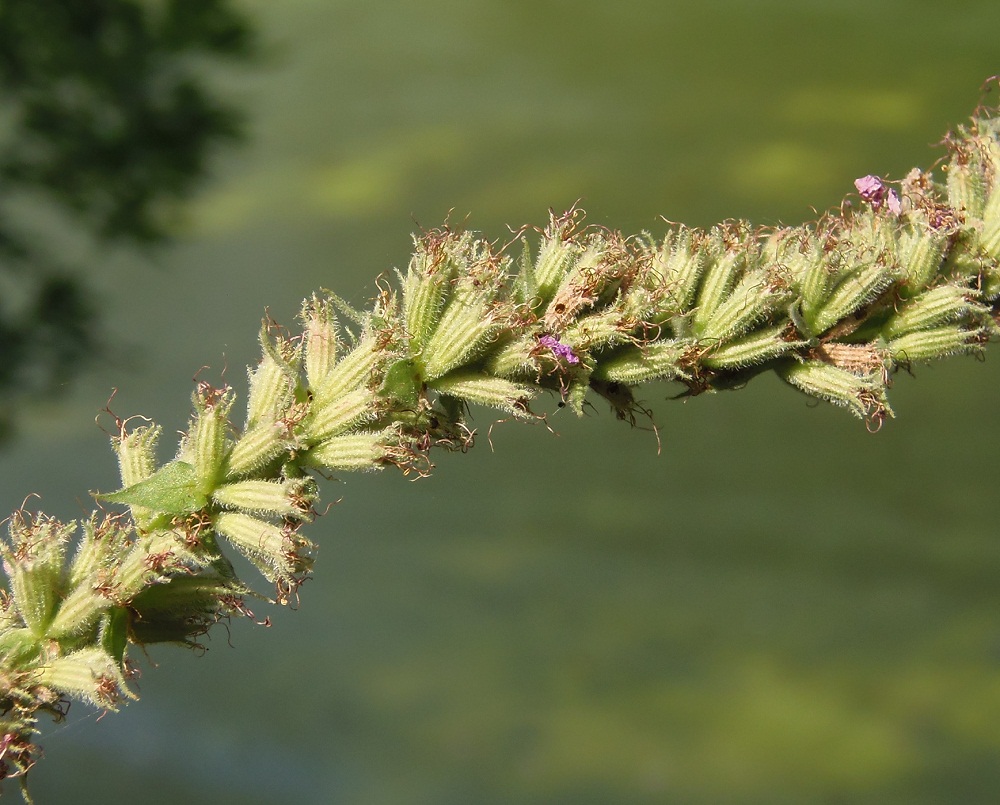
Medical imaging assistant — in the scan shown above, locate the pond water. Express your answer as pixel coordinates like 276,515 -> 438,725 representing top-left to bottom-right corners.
5,1 -> 1000,803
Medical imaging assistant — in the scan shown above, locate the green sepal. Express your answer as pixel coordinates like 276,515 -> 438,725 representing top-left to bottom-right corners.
128,574 -> 245,646
0,627 -> 41,667
381,358 -> 423,407
100,607 -> 129,665
97,461 -> 207,516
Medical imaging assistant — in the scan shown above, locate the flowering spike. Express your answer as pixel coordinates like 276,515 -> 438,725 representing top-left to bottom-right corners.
9,94 -> 1000,790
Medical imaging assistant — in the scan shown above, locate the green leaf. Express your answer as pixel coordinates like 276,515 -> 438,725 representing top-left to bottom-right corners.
97,461 -> 207,515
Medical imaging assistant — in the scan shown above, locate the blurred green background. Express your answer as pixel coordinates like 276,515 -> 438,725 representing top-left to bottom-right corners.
4,1 -> 1000,802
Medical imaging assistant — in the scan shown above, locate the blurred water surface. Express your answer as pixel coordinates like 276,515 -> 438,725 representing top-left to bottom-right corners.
5,1 -> 1000,803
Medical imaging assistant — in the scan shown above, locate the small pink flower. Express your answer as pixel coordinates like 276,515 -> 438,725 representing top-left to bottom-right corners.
538,334 -> 580,365
854,175 -> 901,215
886,189 -> 902,216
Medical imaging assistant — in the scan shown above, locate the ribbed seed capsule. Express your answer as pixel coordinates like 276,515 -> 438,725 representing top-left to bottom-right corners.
67,516 -> 121,589
697,267 -> 791,343
779,361 -> 888,420
46,577 -> 112,639
979,130 -> 1000,261
213,512 -> 306,584
247,332 -> 299,429
807,260 -> 896,335
888,325 -> 984,363
593,340 -> 691,386
541,241 -> 613,331
183,387 -> 234,494
212,479 -> 313,519
2,514 -> 73,636
35,647 -> 135,709
881,285 -> 976,339
227,420 -> 289,477
402,235 -> 459,351
430,372 -> 533,416
533,230 -> 582,304
562,310 -> 631,352
896,217 -> 948,287
114,424 -> 160,489
487,335 -> 538,379
306,386 -> 379,442
947,154 -> 986,220
691,235 -> 745,334
114,530 -> 197,602
312,331 -> 382,407
420,284 -> 502,380
113,425 -> 162,528
301,294 -> 340,389
652,228 -> 705,317
701,325 -> 800,370
306,429 -> 395,472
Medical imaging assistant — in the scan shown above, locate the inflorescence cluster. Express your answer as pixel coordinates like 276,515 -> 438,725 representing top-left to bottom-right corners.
3,102 -> 1000,790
